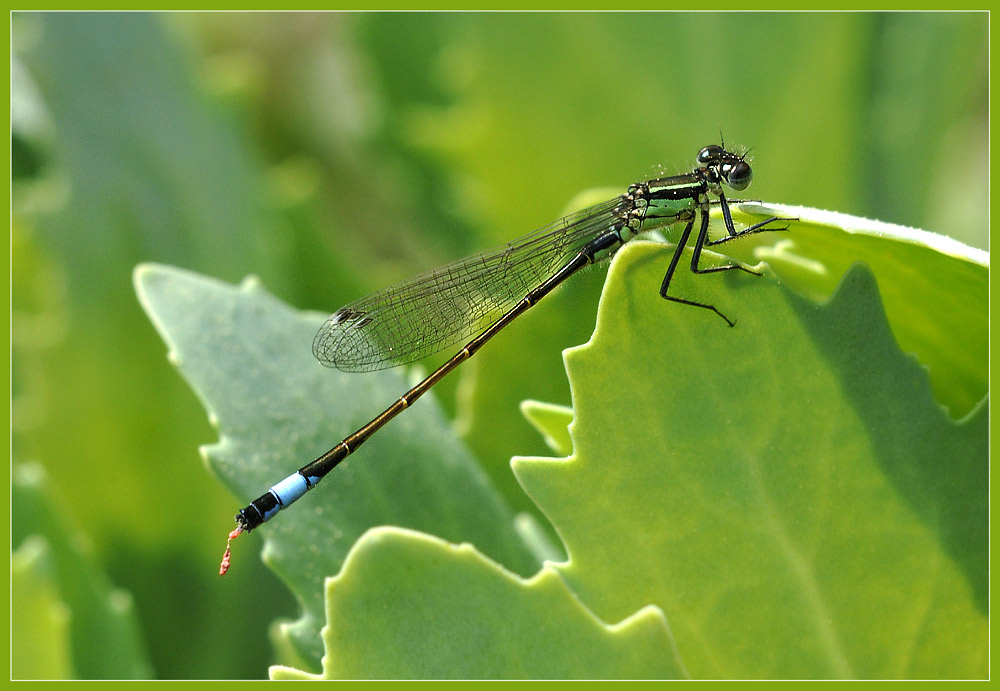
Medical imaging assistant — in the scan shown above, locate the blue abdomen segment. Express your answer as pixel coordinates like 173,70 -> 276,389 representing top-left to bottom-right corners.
237,471 -> 319,532
271,472 -> 311,507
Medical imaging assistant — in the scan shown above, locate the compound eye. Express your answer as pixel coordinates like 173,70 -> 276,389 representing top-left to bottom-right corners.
726,161 -> 752,191
697,145 -> 723,165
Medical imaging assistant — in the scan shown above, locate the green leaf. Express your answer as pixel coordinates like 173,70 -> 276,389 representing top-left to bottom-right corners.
12,464 -> 153,679
22,13 -> 282,294
519,400 -> 574,456
134,264 -> 540,668
514,241 -> 987,679
12,537 -> 73,680
725,202 -> 988,418
17,15 -> 300,677
271,527 -> 684,680
135,206 -> 986,679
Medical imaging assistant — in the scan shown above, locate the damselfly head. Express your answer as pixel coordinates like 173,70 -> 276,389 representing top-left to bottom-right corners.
698,145 -> 753,192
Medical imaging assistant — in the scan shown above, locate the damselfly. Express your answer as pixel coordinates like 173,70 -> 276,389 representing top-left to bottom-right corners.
220,143 -> 790,573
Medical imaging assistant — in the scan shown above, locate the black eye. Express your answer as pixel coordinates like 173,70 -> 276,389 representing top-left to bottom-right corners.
697,145 -> 722,166
726,161 -> 752,191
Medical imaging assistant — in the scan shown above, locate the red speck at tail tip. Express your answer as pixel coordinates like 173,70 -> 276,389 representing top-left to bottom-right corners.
219,526 -> 243,576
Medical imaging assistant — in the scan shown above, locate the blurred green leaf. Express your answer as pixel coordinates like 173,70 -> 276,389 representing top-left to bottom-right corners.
23,13 -> 281,293
514,242 -> 987,679
134,263 -> 540,669
12,464 -> 153,679
272,528 -> 684,680
12,538 -> 73,680
15,13 -> 299,678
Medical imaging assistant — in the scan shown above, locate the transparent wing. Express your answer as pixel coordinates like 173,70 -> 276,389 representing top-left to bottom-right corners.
313,196 -> 625,372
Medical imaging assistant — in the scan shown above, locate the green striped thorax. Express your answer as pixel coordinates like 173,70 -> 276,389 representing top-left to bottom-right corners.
626,144 -> 755,238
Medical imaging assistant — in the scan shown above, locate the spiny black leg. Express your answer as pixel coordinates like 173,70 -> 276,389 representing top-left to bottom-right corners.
659,210 -> 736,327
690,205 -> 761,279
716,193 -> 793,239
711,194 -> 795,242
718,191 -> 739,237
658,215 -> 693,298
707,216 -> 790,247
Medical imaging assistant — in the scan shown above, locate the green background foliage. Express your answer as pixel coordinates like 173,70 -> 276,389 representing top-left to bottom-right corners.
11,12 -> 988,679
